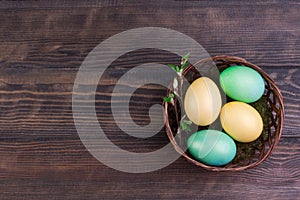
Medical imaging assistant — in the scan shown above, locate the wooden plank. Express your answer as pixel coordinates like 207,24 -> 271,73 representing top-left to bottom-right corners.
0,137 -> 299,199
0,51 -> 298,137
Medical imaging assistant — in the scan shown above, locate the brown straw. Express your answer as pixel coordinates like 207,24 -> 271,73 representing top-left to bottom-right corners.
163,55 -> 284,171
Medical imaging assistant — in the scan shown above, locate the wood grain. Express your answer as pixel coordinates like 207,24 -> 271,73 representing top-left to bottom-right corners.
0,0 -> 299,199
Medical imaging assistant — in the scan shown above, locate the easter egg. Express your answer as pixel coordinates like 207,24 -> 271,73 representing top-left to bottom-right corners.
187,130 -> 236,166
220,65 -> 265,103
184,77 -> 222,126
220,101 -> 263,143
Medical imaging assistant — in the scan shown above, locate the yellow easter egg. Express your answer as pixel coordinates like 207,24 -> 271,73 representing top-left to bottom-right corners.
220,101 -> 263,143
184,77 -> 222,126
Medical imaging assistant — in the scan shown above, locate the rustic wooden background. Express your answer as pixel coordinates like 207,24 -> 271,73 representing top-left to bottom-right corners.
0,0 -> 299,199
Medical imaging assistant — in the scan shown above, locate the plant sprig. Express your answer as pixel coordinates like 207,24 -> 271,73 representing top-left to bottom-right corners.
167,53 -> 190,74
164,53 -> 193,139
163,53 -> 190,103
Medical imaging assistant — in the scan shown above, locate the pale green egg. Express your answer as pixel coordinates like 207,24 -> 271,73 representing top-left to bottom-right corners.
187,130 -> 236,166
220,66 -> 265,103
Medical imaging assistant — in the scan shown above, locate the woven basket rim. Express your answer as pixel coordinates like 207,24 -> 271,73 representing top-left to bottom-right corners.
164,55 -> 284,171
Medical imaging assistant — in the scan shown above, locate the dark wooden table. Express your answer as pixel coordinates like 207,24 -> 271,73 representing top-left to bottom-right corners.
1,1 -> 299,199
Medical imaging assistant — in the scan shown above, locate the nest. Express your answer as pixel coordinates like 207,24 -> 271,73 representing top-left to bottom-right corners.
163,55 -> 284,171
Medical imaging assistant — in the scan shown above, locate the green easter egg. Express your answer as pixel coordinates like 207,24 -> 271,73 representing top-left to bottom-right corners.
187,130 -> 236,166
220,65 -> 265,103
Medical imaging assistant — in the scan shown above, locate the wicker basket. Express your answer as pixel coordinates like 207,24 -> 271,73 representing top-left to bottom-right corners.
163,55 -> 284,171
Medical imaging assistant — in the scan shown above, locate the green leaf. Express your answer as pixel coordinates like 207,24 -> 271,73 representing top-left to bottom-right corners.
181,121 -> 187,130
168,64 -> 177,69
179,53 -> 190,73
183,119 -> 192,125
181,120 -> 191,132
163,92 -> 175,103
163,97 -> 171,103
180,119 -> 192,132
168,64 -> 180,72
169,93 -> 175,99
182,53 -> 190,61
